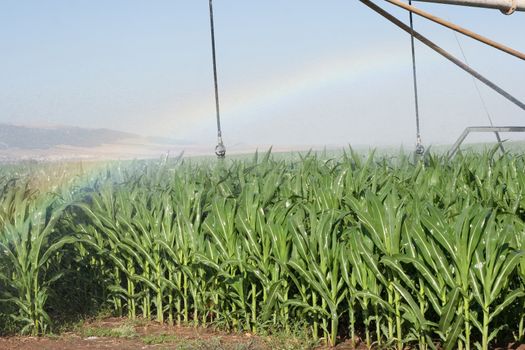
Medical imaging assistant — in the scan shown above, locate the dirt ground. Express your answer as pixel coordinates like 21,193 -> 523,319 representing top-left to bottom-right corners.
0,318 -> 360,350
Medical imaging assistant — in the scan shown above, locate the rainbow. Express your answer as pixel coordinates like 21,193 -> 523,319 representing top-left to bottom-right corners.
149,46 -> 427,139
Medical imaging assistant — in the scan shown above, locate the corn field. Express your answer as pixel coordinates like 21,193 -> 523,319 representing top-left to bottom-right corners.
0,150 -> 524,349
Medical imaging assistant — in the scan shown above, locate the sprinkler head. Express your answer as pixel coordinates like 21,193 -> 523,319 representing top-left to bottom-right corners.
415,143 -> 425,156
215,142 -> 226,158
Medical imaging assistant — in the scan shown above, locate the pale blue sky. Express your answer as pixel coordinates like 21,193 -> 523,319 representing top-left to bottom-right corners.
1,1 -> 524,148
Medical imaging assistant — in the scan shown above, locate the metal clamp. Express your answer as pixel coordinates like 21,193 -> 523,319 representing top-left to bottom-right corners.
215,137 -> 226,158
415,136 -> 425,155
501,0 -> 518,14
415,143 -> 425,156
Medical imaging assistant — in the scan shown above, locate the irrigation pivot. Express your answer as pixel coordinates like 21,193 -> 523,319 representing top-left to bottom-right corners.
203,0 -> 524,157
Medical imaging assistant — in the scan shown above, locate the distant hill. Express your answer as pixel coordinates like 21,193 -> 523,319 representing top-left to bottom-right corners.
0,124 -> 137,149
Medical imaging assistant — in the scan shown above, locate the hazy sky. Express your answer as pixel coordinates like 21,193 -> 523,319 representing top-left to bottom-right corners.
1,1 -> 524,149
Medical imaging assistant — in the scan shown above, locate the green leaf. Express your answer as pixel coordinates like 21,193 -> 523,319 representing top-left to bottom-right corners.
439,287 -> 461,332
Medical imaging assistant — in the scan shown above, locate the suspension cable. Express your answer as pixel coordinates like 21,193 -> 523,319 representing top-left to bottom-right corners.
454,33 -> 506,152
408,0 -> 424,155
453,34 -> 494,126
209,0 -> 226,158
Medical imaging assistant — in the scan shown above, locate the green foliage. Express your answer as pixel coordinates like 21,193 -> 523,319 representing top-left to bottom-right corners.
81,324 -> 137,338
0,150 -> 524,350
142,333 -> 179,345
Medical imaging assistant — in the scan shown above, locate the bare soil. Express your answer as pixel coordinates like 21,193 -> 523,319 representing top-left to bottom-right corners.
0,317 -> 362,350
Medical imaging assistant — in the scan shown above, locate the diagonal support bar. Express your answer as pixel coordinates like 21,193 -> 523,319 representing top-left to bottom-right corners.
360,0 -> 525,111
384,0 -> 525,60
411,0 -> 525,14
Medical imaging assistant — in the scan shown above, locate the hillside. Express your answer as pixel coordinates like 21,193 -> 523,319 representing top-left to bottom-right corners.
0,124 -> 137,150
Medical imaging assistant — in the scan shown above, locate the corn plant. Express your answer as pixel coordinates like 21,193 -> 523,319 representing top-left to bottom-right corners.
0,192 -> 74,334
2,149 -> 525,349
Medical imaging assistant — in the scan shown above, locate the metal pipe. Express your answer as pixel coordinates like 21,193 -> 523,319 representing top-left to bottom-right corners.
360,0 -> 525,111
408,0 -> 425,155
448,126 -> 525,158
384,0 -> 525,60
209,0 -> 222,139
410,0 -> 525,14
209,0 -> 226,158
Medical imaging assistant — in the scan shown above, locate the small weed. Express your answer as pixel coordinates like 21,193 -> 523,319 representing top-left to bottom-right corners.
176,337 -> 223,350
94,306 -> 114,321
233,340 -> 259,350
142,333 -> 179,345
82,326 -> 114,338
54,316 -> 87,334
0,313 -> 18,336
260,323 -> 319,350
112,324 -> 137,338
81,324 -> 137,338
142,333 -> 262,350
